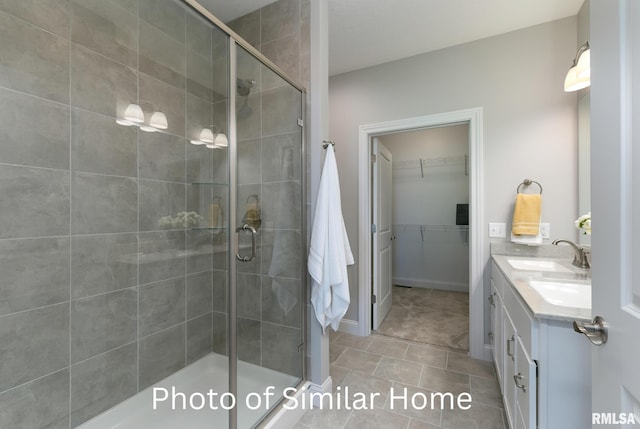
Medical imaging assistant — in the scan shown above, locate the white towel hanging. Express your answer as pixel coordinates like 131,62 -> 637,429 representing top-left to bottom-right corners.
308,145 -> 354,333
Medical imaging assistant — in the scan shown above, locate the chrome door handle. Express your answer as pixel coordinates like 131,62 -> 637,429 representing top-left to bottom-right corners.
513,373 -> 526,392
236,224 -> 257,262
573,316 -> 608,345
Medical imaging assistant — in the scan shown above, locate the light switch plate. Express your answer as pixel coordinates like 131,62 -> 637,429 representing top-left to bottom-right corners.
540,223 -> 551,238
489,222 -> 506,238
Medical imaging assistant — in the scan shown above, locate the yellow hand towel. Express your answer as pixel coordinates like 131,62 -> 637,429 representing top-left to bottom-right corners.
512,193 -> 541,235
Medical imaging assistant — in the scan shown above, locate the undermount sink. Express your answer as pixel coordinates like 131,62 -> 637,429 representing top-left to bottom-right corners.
507,258 -> 573,273
529,280 -> 591,309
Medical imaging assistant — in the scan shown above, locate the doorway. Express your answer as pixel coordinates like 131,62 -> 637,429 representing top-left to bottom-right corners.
372,125 -> 470,351
357,108 -> 486,360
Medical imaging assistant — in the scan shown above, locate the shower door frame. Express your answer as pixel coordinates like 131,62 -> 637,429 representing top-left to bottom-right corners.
181,2 -> 308,428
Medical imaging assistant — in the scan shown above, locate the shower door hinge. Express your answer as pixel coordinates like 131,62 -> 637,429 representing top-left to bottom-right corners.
372,294 -> 377,304
371,224 -> 377,234
297,118 -> 304,127
371,153 -> 377,163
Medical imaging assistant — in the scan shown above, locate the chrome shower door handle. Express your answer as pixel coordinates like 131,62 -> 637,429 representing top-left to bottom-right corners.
236,224 -> 257,262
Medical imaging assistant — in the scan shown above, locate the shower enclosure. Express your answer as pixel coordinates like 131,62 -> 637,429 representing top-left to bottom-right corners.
0,1 -> 305,428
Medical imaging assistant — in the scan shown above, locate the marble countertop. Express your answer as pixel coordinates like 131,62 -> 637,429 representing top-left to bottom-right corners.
492,254 -> 592,322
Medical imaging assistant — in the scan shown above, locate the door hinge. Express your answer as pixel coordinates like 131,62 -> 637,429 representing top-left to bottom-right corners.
297,118 -> 304,127
371,224 -> 377,233
372,294 -> 377,304
371,153 -> 377,163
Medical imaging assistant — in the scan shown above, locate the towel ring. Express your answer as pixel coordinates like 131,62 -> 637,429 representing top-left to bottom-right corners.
517,179 -> 543,194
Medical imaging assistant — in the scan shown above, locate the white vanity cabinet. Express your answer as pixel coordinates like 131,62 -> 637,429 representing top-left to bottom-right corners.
490,260 -> 591,429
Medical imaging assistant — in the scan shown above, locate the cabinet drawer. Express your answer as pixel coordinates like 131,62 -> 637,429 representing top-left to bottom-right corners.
504,285 -> 537,356
514,337 -> 537,429
491,261 -> 506,298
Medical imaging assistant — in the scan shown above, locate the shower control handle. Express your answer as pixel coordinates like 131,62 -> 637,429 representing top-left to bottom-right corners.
236,224 -> 257,262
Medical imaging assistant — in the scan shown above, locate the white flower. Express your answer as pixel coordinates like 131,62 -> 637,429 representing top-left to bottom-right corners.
158,212 -> 204,228
574,212 -> 591,235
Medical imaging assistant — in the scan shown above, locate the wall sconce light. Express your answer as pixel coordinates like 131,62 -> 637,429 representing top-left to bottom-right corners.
190,126 -> 228,149
149,111 -> 168,130
117,104 -> 169,132
116,103 -> 145,126
564,42 -> 590,92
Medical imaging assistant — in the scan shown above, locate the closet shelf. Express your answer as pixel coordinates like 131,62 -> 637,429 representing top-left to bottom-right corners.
393,224 -> 469,232
393,154 -> 468,177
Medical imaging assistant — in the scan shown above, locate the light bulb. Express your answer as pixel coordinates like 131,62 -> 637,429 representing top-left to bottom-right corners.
214,132 -> 228,147
564,65 -> 590,92
123,103 -> 144,123
199,128 -> 215,143
149,111 -> 168,130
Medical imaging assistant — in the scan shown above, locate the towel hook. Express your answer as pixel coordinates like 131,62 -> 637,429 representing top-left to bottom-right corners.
517,179 -> 543,194
322,140 -> 335,150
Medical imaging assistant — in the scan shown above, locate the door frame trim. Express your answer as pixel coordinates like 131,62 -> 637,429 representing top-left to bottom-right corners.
357,108 -> 485,359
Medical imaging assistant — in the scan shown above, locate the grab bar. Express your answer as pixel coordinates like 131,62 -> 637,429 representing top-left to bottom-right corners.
236,224 -> 257,262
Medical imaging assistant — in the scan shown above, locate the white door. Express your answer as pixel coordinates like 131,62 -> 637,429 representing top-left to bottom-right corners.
372,138 -> 393,330
588,0 -> 640,423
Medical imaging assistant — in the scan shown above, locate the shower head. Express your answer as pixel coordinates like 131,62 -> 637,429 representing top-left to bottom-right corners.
236,78 -> 255,96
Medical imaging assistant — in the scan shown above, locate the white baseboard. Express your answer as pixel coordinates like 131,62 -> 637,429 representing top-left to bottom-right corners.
306,376 -> 333,407
393,277 -> 468,293
261,381 -> 314,429
338,318 -> 361,336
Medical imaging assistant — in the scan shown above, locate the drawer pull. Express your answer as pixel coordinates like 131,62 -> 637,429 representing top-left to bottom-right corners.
488,292 -> 496,308
514,373 -> 526,392
506,335 -> 515,361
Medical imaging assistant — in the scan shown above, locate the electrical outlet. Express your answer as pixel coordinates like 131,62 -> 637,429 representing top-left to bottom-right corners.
540,223 -> 551,239
488,223 -> 506,238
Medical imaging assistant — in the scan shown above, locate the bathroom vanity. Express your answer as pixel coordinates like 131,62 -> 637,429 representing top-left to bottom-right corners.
490,255 -> 592,429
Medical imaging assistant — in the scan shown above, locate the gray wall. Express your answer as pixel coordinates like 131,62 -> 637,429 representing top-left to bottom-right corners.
329,17 -> 579,328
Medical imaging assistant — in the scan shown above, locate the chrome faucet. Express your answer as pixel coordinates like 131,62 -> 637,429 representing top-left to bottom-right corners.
552,239 -> 591,269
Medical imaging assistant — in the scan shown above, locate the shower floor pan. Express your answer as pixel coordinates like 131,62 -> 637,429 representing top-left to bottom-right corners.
77,353 -> 300,429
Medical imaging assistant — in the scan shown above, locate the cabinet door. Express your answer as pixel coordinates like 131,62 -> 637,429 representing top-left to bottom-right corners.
490,281 -> 504,389
503,310 -> 517,428
515,337 -> 537,429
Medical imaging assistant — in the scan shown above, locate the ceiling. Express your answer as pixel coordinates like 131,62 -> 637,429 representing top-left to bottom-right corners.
198,0 -> 584,76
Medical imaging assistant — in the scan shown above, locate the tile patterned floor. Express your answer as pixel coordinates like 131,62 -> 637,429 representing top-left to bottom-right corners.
376,286 -> 469,352
294,332 -> 506,429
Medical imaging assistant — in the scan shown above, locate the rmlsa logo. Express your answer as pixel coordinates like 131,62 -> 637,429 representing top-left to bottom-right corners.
592,413 -> 638,425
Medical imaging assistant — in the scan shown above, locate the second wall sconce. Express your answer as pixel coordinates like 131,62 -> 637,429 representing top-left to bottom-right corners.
564,41 -> 590,92
190,126 -> 228,149
117,103 -> 169,132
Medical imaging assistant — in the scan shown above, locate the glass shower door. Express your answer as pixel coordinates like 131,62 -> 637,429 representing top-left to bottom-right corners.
233,44 -> 305,428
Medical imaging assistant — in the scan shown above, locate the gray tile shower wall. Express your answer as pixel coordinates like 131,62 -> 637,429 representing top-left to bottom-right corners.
0,2 -> 230,428
0,0 -> 310,427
